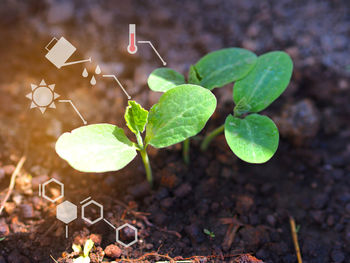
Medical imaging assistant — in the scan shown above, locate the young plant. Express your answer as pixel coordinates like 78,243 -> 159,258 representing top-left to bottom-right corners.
203,228 -> 215,239
200,51 -> 293,163
55,85 -> 216,185
148,48 -> 257,163
72,239 -> 94,263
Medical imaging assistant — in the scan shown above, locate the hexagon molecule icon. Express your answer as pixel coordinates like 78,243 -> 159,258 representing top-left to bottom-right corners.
116,223 -> 138,247
81,200 -> 103,225
42,178 -> 64,203
56,201 -> 77,224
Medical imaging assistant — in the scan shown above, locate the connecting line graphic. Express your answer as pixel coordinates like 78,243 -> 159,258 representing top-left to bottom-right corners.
80,196 -> 91,204
103,218 -> 116,229
102,74 -> 131,99
138,40 -> 167,66
58,100 -> 87,125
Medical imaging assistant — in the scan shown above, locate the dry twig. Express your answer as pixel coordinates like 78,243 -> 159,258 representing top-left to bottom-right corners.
0,156 -> 26,215
220,216 -> 243,250
290,216 -> 302,263
50,255 -> 59,263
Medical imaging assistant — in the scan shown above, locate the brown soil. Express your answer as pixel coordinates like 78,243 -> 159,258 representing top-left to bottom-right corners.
0,0 -> 350,262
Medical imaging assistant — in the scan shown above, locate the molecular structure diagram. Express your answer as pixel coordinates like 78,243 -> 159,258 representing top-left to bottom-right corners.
38,178 -> 137,247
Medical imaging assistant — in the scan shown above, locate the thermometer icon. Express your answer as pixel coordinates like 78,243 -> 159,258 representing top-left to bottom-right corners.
127,24 -> 137,54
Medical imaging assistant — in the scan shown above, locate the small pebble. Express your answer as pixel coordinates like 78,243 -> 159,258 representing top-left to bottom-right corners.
89,233 -> 102,245
104,244 -> 122,258
174,183 -> 192,198
236,195 -> 254,214
0,219 -> 9,236
127,181 -> 150,198
20,204 -> 34,219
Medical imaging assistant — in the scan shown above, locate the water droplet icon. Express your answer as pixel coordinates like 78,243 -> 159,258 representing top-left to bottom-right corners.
82,68 -> 88,78
95,65 -> 101,74
90,75 -> 96,85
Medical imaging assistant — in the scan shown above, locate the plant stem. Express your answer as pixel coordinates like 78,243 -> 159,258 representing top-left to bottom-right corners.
140,148 -> 153,186
200,124 -> 225,151
136,132 -> 143,147
136,132 -> 153,186
183,138 -> 190,165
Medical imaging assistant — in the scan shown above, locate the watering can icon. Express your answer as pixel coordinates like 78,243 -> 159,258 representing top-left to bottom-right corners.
45,37 -> 91,69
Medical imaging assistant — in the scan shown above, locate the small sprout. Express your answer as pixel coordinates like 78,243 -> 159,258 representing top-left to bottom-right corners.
148,48 -> 257,163
0,237 -> 5,242
56,85 -> 216,185
152,48 -> 293,164
203,228 -> 215,238
200,50 -> 293,163
72,239 -> 94,263
295,224 -> 301,233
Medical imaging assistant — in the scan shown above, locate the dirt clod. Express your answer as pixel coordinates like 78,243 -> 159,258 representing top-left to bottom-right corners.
104,244 -> 122,259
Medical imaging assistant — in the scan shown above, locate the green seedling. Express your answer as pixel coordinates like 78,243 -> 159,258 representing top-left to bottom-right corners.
56,85 -> 216,185
150,48 -> 292,163
203,228 -> 215,239
72,239 -> 94,263
200,51 -> 293,163
148,48 -> 257,163
0,237 -> 5,242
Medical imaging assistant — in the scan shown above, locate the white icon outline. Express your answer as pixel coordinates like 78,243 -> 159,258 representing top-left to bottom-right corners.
81,200 -> 104,225
116,223 -> 138,247
26,80 -> 60,114
45,36 -> 91,69
41,178 -> 64,203
127,24 -> 138,54
127,24 -> 167,66
39,178 -> 138,246
56,200 -> 77,224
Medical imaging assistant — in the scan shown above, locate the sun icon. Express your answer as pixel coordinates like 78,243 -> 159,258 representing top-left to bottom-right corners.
26,79 -> 60,113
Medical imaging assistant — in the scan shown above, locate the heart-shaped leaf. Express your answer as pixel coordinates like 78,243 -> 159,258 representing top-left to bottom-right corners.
56,124 -> 137,172
145,84 -> 217,148
124,100 -> 148,134
148,68 -> 185,92
233,51 -> 293,113
193,48 -> 257,90
224,114 -> 279,163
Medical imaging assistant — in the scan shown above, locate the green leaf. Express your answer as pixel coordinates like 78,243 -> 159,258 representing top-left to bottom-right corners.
193,48 -> 257,90
188,65 -> 200,85
224,114 -> 279,163
124,100 -> 149,134
83,239 -> 94,257
147,68 -> 185,92
145,84 -> 217,148
233,51 -> 293,113
203,229 -> 210,235
0,237 -> 5,242
56,124 -> 137,173
72,244 -> 82,253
